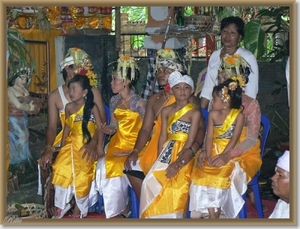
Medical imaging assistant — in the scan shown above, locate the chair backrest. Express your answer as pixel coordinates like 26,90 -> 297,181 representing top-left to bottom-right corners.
201,107 -> 209,129
104,104 -> 111,124
260,114 -> 271,157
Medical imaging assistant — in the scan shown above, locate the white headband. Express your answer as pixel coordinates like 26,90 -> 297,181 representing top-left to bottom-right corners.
277,150 -> 289,172
168,71 -> 194,89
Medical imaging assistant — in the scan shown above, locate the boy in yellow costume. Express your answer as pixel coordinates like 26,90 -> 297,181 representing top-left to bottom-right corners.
140,71 -> 201,218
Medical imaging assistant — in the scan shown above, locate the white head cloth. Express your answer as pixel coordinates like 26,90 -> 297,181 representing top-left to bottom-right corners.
277,150 -> 289,172
168,71 -> 194,89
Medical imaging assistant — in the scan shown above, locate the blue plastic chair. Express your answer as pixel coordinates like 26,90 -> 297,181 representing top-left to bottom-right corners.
238,114 -> 271,218
88,104 -> 110,214
129,186 -> 140,218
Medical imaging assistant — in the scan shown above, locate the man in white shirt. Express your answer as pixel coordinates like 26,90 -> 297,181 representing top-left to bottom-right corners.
269,150 -> 290,218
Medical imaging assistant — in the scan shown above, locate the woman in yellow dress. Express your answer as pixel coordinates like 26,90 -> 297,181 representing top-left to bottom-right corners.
52,74 -> 104,219
95,55 -> 146,218
140,71 -> 201,218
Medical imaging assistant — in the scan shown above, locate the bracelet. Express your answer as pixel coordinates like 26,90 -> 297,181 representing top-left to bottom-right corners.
131,149 -> 138,154
189,147 -> 196,156
193,140 -> 201,148
44,145 -> 54,152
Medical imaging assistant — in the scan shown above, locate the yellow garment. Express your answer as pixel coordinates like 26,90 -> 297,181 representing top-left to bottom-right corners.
139,95 -> 176,175
105,108 -> 143,178
191,108 -> 262,189
141,103 -> 196,218
52,105 -> 97,198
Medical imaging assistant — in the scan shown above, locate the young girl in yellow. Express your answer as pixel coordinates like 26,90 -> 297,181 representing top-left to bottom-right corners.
190,78 -> 245,219
52,74 -> 104,219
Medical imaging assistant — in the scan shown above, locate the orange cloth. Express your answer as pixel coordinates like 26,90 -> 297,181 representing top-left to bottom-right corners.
138,95 -> 176,175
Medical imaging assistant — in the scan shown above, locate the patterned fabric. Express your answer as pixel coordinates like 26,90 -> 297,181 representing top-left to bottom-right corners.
8,96 -> 32,165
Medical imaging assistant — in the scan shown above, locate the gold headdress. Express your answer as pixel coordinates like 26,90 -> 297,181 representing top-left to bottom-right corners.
219,53 -> 251,88
155,48 -> 182,72
221,86 -> 231,103
117,55 -> 139,81
60,47 -> 98,87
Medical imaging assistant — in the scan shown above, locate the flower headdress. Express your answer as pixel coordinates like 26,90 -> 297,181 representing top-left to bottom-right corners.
60,47 -> 98,87
117,55 -> 139,82
219,53 -> 251,88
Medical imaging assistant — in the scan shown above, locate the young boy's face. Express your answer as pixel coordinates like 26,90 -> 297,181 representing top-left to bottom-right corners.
171,83 -> 194,100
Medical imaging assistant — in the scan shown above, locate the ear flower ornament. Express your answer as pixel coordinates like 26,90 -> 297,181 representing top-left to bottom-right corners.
117,55 -> 139,82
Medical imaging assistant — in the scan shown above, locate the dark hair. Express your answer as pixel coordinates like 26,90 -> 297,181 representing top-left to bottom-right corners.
112,63 -> 140,86
61,64 -> 74,82
68,74 -> 94,143
221,16 -> 245,39
213,78 -> 243,109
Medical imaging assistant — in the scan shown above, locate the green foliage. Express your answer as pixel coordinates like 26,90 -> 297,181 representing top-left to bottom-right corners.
244,20 -> 266,60
7,28 -> 36,77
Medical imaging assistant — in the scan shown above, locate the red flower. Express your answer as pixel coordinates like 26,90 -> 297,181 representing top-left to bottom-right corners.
164,84 -> 171,93
79,69 -> 88,76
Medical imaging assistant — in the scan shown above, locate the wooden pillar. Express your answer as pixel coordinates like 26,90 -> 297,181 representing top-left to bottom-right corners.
115,6 -> 121,57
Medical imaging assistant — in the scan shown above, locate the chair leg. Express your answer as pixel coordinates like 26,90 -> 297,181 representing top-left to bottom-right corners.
97,194 -> 103,214
238,193 -> 247,218
129,187 -> 140,218
186,200 -> 191,218
252,184 -> 264,218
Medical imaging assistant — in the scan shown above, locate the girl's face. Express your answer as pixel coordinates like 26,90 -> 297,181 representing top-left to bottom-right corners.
171,83 -> 193,101
111,71 -> 125,93
156,67 -> 174,87
15,74 -> 29,88
68,82 -> 86,102
211,91 -> 223,110
220,23 -> 241,48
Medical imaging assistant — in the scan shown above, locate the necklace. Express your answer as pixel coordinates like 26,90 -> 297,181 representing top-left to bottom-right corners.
13,85 -> 27,96
155,91 -> 171,118
118,95 -> 131,109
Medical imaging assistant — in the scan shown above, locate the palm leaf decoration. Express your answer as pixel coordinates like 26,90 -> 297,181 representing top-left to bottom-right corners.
7,27 -> 36,80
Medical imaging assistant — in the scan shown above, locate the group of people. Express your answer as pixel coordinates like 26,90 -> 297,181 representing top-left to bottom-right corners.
34,16 -> 290,220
